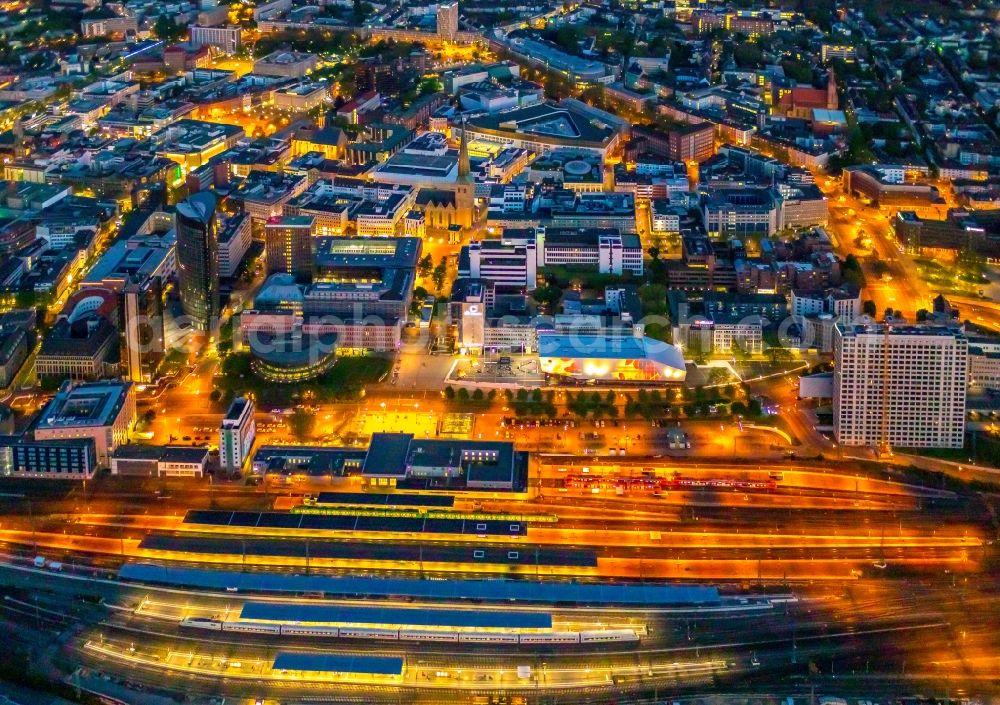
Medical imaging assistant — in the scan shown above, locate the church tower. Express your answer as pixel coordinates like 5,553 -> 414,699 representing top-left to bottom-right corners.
454,118 -> 475,229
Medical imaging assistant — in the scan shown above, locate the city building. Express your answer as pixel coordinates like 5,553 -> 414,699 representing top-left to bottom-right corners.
253,50 -> 317,78
220,396 -> 256,474
668,122 -> 716,163
0,436 -> 97,480
248,329 -> 339,382
31,380 -> 136,467
111,445 -> 209,478
833,325 -> 968,449
702,187 -> 779,237
542,228 -> 644,276
265,215 -> 315,282
843,166 -> 941,206
371,132 -> 459,186
791,285 -> 862,321
120,277 -> 164,384
241,237 -> 421,353
218,213 -> 252,278
35,316 -> 118,381
538,334 -> 687,384
0,313 -> 31,388
463,239 -> 538,289
189,25 -> 243,54
360,432 -> 526,492
461,102 -> 624,160
176,191 -> 220,332
274,82 -> 329,112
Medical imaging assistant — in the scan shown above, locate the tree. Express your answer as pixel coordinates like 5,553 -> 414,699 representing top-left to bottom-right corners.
444,386 -> 456,400
419,77 -> 442,95
863,299 -> 878,317
531,285 -> 562,313
153,15 -> 184,42
418,254 -> 433,278
552,25 -> 581,52
209,389 -> 222,403
472,388 -> 485,402
432,257 -> 447,293
288,408 -> 315,442
842,254 -> 866,288
707,367 -> 730,386
767,347 -> 794,363
352,0 -> 374,23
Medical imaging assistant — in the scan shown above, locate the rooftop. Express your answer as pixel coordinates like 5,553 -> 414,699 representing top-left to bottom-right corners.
272,653 -> 403,676
35,381 -> 132,431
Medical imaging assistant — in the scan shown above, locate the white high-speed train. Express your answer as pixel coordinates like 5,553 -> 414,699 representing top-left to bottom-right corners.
179,617 -> 639,644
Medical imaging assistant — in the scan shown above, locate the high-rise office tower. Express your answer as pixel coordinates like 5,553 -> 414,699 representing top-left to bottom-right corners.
176,191 -> 220,332
120,276 -> 164,383
265,215 -> 315,282
833,324 -> 967,449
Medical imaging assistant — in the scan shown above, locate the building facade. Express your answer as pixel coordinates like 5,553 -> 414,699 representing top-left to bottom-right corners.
176,191 -> 220,332
833,325 -> 967,449
265,215 -> 315,282
220,396 -> 256,473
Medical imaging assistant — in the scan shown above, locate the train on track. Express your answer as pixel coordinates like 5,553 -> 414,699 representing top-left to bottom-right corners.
564,473 -> 778,493
179,617 -> 639,644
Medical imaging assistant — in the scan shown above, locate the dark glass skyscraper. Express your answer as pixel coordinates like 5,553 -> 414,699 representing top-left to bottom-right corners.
176,191 -> 220,332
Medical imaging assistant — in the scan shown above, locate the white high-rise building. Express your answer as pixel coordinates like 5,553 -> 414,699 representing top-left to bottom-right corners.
833,325 -> 968,449
219,396 -> 256,473
436,1 -> 459,39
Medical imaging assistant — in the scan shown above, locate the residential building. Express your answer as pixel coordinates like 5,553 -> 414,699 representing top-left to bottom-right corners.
833,325 -> 967,449
436,1 -> 459,39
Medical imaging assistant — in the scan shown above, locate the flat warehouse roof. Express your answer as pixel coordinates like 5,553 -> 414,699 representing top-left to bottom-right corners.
138,534 -> 593,566
313,492 -> 455,508
120,564 -> 720,605
272,652 -> 404,676
239,602 -> 552,629
182,510 -> 521,536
